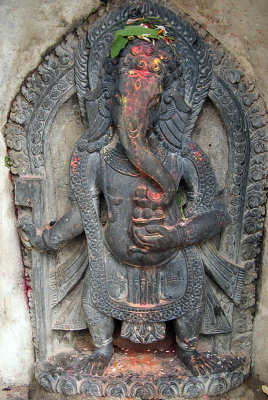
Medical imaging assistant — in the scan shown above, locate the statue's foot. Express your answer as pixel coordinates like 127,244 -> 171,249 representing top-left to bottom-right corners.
79,343 -> 113,376
177,347 -> 222,376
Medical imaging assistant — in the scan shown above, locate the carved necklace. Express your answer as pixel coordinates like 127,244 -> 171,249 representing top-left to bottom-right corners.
101,132 -> 168,177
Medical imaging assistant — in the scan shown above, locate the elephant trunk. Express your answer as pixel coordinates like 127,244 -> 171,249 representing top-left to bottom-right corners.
114,67 -> 176,208
117,125 -> 176,209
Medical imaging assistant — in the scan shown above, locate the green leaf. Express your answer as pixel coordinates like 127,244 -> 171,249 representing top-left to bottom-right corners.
176,188 -> 187,222
4,155 -> 10,168
111,22 -> 176,58
114,26 -> 159,40
111,35 -> 128,58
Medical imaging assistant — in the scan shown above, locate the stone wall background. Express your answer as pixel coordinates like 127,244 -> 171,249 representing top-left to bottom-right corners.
0,0 -> 267,386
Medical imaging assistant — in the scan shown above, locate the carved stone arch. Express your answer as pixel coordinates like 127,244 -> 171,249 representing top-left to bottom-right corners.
194,45 -> 267,353
208,73 -> 250,263
5,32 -> 88,358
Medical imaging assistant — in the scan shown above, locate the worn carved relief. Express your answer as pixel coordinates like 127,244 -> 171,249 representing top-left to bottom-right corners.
5,0 -> 267,398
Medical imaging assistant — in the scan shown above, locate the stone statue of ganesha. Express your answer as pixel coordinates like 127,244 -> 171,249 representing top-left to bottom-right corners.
18,2 -> 246,382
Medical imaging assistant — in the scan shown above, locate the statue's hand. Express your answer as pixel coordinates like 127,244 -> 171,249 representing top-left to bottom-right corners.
132,224 -> 182,252
17,215 -> 49,251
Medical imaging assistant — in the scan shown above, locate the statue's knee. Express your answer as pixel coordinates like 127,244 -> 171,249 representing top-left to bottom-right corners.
82,299 -> 105,327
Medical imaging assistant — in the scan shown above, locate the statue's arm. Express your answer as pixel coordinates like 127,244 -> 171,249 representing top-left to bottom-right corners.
18,201 -> 84,251
175,156 -> 229,246
134,156 -> 229,251
175,201 -> 229,246
18,152 -> 101,251
143,203 -> 228,251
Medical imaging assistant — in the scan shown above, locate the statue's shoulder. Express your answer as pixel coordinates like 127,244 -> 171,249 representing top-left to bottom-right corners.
69,133 -> 110,194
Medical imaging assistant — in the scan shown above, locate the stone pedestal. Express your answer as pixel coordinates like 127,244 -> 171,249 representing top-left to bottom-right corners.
34,334 -> 249,399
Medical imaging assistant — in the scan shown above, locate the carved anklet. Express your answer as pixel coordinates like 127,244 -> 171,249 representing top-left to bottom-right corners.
176,336 -> 197,351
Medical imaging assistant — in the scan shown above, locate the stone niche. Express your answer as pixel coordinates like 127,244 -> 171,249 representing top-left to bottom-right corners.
4,0 -> 267,398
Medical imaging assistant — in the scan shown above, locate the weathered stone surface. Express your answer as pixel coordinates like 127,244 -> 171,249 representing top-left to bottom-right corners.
2,378 -> 268,400
167,0 -> 268,106
0,385 -> 29,400
28,376 -> 268,400
192,99 -> 229,190
252,202 -> 268,383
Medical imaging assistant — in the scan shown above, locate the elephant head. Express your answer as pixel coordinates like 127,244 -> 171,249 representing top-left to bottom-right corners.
111,41 -> 177,208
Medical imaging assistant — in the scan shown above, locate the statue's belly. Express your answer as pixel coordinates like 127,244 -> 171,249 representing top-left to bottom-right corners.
104,207 -> 178,268
105,230 -> 177,267
100,162 -> 181,267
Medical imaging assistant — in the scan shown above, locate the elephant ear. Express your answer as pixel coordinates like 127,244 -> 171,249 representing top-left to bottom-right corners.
156,16 -> 212,149
74,32 -> 112,144
157,85 -> 191,148
74,6 -> 128,142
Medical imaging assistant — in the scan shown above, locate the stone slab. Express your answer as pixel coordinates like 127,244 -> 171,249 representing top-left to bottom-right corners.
2,378 -> 267,400
0,386 -> 29,400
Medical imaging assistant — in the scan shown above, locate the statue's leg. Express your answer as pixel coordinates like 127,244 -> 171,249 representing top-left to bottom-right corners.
174,302 -> 218,376
80,286 -> 114,376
